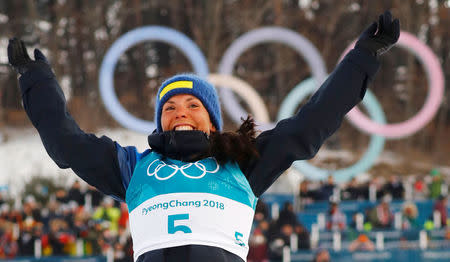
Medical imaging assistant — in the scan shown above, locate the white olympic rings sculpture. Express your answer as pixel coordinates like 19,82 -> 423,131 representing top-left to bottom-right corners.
99,26 -> 444,181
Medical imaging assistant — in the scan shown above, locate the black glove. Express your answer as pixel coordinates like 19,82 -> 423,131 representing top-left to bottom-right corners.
8,38 -> 50,75
355,10 -> 400,57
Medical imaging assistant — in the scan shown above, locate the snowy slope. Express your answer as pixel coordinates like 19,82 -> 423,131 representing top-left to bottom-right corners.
0,127 -> 147,195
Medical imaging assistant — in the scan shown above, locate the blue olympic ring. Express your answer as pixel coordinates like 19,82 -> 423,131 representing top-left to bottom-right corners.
99,26 -> 209,133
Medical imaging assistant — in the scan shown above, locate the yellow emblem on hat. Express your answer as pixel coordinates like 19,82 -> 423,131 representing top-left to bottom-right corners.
159,81 -> 193,100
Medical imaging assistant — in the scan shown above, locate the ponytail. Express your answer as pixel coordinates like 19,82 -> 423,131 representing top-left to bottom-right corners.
209,116 -> 260,173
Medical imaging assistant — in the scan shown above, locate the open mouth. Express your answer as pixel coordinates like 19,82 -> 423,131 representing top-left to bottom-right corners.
173,125 -> 195,131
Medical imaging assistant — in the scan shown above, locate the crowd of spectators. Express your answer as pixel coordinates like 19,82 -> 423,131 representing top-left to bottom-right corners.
0,169 -> 448,261
248,201 -> 311,262
247,169 -> 449,262
0,181 -> 132,261
0,179 -> 313,262
246,196 -> 449,262
298,170 -> 448,231
299,170 -> 448,230
299,169 -> 447,203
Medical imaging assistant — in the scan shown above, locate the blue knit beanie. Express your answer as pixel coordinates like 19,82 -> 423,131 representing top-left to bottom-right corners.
155,74 -> 223,133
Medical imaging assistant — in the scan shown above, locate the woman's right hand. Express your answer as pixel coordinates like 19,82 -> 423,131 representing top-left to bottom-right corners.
8,37 -> 50,75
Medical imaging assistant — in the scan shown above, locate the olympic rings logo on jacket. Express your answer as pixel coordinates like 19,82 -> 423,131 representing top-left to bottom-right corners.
146,158 -> 220,180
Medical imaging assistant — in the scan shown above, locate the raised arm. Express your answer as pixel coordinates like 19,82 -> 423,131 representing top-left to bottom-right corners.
8,38 -> 130,201
246,11 -> 400,196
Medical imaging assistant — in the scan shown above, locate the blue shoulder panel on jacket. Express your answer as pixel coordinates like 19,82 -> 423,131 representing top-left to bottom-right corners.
115,143 -> 151,190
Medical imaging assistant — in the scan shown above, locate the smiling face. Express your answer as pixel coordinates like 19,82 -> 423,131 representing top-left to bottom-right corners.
161,94 -> 216,135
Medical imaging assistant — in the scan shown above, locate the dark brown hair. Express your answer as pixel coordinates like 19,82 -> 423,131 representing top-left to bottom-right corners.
208,116 -> 260,172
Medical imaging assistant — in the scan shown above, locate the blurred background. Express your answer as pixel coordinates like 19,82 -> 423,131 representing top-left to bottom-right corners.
0,0 -> 449,261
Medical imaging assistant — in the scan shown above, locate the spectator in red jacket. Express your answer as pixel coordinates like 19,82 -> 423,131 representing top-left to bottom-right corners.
247,227 -> 269,262
0,227 -> 18,258
433,195 -> 448,227
118,202 -> 129,229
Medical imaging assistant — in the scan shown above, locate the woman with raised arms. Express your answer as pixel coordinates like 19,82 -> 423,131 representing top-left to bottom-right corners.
8,11 -> 399,262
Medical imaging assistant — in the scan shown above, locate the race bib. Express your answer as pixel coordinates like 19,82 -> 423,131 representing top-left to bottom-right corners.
129,192 -> 254,261
126,152 -> 257,261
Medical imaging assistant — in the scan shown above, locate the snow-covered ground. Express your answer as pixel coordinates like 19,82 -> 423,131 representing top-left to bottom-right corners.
0,127 -> 148,196
0,126 -> 370,196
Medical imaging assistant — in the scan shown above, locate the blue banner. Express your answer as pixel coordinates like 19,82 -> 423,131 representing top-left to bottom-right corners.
291,249 -> 450,262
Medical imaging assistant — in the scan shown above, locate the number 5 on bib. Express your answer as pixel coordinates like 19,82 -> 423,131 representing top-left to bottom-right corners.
168,214 -> 192,234
234,231 -> 245,247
